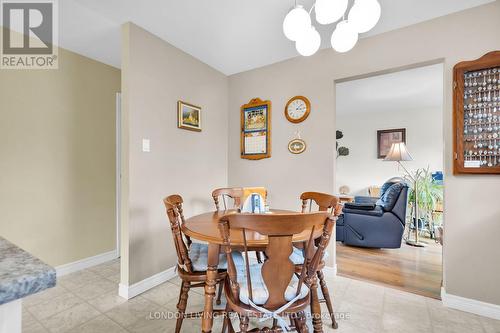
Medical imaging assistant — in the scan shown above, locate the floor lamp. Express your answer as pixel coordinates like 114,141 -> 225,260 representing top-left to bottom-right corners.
384,142 -> 427,247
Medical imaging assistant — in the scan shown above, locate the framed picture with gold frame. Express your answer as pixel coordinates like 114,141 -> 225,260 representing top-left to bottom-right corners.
288,138 -> 306,154
178,101 -> 201,132
241,98 -> 271,160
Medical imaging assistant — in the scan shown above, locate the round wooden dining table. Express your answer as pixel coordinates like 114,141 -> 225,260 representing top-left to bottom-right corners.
182,209 -> 326,333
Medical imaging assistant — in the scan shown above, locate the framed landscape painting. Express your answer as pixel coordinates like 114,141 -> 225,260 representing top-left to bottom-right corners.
178,101 -> 201,131
377,128 -> 406,158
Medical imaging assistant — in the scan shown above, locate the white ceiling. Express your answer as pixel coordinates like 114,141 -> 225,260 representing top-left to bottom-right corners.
336,63 -> 444,115
58,0 -> 494,75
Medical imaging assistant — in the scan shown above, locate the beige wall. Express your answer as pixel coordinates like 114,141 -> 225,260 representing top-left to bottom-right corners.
228,2 -> 500,305
121,23 -> 229,285
337,107 -> 444,196
0,30 -> 120,266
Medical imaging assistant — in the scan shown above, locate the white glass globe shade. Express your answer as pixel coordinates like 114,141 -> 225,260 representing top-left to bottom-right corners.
283,6 -> 311,41
331,21 -> 358,53
348,0 -> 381,33
296,27 -> 321,56
315,0 -> 348,25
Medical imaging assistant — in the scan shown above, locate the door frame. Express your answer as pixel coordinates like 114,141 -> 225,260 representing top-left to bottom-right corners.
115,92 -> 121,255
332,59 -> 445,296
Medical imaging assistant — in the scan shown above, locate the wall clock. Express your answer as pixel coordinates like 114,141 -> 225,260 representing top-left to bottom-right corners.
284,96 -> 310,123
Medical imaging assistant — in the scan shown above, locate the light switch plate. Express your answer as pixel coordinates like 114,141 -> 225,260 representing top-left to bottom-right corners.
142,139 -> 150,152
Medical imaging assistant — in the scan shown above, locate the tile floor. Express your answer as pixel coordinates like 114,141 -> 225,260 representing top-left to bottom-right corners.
22,258 -> 500,333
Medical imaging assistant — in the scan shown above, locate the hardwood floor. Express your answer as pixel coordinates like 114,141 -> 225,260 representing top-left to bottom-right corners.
336,237 -> 442,299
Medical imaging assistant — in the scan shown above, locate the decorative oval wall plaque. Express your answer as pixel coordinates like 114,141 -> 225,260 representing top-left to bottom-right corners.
288,138 -> 306,154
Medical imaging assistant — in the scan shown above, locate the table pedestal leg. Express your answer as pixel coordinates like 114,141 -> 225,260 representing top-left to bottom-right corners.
310,275 -> 324,333
202,244 -> 220,333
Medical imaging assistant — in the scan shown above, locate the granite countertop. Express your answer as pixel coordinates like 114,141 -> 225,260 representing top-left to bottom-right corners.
0,237 -> 56,305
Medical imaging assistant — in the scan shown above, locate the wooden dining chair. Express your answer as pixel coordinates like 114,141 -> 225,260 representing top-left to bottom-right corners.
298,192 -> 340,329
219,212 -> 335,333
212,187 -> 265,264
212,187 -> 244,211
164,194 -> 238,333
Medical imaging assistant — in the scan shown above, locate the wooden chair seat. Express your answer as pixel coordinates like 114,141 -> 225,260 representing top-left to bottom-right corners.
176,265 -> 227,282
188,243 -> 244,272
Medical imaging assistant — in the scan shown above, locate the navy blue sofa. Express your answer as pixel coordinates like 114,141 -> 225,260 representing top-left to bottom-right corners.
336,178 -> 409,248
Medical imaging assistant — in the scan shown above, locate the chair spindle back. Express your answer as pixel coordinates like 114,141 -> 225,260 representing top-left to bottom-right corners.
212,187 -> 244,211
300,192 -> 340,214
219,212 -> 334,310
163,194 -> 193,273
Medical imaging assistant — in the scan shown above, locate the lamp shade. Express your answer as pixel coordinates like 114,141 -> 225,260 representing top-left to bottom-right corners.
348,0 -> 381,33
315,0 -> 348,25
283,6 -> 311,41
384,142 -> 413,161
331,20 -> 358,53
296,26 -> 321,56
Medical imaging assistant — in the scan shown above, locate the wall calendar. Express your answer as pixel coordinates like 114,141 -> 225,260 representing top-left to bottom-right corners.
241,98 -> 271,160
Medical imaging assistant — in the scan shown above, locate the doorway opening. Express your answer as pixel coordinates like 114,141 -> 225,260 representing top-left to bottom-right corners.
334,62 -> 444,299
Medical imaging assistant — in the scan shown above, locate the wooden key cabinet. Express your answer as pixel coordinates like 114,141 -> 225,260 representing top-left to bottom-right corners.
453,51 -> 500,174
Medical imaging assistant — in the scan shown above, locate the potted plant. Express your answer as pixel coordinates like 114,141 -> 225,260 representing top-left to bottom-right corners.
336,130 -> 349,158
407,167 -> 443,236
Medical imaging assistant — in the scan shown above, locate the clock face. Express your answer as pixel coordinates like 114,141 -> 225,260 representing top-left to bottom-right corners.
285,96 -> 310,123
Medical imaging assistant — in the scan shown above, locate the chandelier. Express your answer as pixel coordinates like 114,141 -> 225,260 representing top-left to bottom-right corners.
283,0 -> 381,56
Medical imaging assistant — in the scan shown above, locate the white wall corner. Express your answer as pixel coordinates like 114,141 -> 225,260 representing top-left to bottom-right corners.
55,250 -> 119,277
118,266 -> 177,300
0,299 -> 22,333
441,287 -> 500,320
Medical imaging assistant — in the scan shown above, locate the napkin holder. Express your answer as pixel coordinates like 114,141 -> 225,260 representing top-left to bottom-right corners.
241,193 -> 265,213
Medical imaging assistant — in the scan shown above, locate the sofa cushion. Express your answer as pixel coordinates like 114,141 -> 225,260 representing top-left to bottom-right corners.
189,243 -> 243,272
379,178 -> 405,196
344,202 -> 376,210
343,205 -> 384,217
376,182 -> 405,211
379,182 -> 393,197
354,196 -> 379,204
336,214 -> 344,226
236,263 -> 309,305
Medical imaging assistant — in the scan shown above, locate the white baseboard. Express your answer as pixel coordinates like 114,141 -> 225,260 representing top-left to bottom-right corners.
323,265 -> 337,277
441,287 -> 500,320
119,266 -> 177,300
55,250 -> 119,277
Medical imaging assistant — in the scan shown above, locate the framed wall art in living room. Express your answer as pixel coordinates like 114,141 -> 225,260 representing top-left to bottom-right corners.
377,128 -> 406,158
